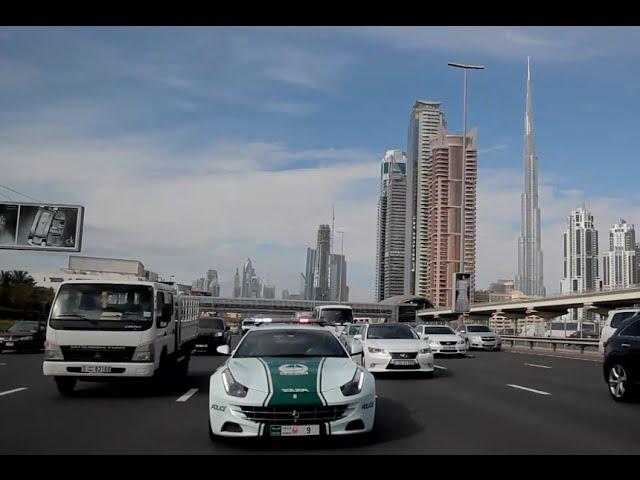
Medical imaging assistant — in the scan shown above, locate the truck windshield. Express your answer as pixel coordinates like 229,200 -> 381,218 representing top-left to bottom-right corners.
319,308 -> 353,325
49,283 -> 154,331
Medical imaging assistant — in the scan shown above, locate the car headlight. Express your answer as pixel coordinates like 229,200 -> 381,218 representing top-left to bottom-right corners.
341,369 -> 365,397
472,335 -> 482,341
44,340 -> 63,360
428,340 -> 439,346
419,348 -> 431,354
20,336 -> 34,341
368,347 -> 388,355
132,343 -> 155,362
222,368 -> 248,397
215,332 -> 223,337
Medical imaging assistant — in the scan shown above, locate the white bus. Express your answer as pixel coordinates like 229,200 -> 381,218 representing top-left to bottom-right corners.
43,279 -> 199,395
312,304 -> 354,336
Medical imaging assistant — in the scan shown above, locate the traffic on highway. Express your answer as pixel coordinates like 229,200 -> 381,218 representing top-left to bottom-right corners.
3,276 -> 640,453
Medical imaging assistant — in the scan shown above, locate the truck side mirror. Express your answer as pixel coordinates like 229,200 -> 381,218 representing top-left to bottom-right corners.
157,304 -> 172,328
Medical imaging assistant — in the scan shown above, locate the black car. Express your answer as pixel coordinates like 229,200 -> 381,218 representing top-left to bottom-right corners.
196,317 -> 231,353
603,314 -> 640,401
0,321 -> 46,353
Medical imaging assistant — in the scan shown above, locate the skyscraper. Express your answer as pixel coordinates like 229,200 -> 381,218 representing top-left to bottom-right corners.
330,253 -> 349,302
424,126 -> 478,308
303,247 -> 316,300
262,283 -> 276,299
206,269 -> 220,297
603,219 -> 637,289
232,268 -> 241,298
560,205 -> 601,294
376,150 -> 407,301
314,225 -> 331,301
192,277 -> 207,293
241,258 -> 261,298
405,100 -> 446,295
516,57 -> 545,297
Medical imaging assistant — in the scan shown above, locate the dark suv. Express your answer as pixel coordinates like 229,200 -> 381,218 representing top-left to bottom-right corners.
603,314 -> 640,402
0,321 -> 46,353
196,317 -> 231,353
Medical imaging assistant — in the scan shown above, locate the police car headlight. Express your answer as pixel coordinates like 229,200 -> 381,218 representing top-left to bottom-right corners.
419,348 -> 431,354
341,370 -> 364,396
222,368 -> 248,398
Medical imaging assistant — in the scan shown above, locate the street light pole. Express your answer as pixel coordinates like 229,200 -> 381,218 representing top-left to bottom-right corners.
448,62 -> 484,323
336,230 -> 345,303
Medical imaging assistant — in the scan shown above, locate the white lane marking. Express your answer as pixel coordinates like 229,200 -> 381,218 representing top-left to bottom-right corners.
434,365 -> 448,370
524,363 -> 552,369
506,350 -> 601,363
176,388 -> 199,402
507,384 -> 551,396
0,387 -> 27,397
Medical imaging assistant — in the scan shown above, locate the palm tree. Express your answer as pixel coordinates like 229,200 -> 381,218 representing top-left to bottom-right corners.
10,270 -> 35,286
0,270 -> 13,285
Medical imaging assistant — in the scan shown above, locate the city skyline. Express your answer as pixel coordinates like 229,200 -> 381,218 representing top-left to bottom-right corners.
2,27 -> 640,301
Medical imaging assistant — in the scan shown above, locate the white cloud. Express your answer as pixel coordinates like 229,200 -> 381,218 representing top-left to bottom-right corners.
0,126 -> 379,301
349,26 -> 640,62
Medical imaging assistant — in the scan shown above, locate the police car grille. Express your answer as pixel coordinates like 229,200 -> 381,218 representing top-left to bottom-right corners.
240,405 -> 348,425
481,337 -> 495,341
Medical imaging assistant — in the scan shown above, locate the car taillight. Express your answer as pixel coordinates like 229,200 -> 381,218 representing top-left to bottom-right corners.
299,318 -> 309,324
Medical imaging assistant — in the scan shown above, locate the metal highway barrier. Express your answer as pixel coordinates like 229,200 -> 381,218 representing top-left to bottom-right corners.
500,335 -> 600,354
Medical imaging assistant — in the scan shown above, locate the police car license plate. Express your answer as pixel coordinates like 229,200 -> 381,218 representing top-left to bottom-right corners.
270,425 -> 320,436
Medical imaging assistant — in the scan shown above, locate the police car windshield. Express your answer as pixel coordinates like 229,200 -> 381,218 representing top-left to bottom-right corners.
234,329 -> 348,358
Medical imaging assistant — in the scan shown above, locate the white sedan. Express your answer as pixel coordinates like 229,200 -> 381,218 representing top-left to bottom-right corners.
356,323 -> 434,377
415,324 -> 466,357
208,324 -> 376,439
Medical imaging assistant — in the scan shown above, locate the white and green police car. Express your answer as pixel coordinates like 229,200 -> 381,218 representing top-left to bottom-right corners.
208,323 -> 376,439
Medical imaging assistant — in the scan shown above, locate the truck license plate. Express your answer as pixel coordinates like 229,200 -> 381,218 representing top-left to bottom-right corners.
81,365 -> 112,373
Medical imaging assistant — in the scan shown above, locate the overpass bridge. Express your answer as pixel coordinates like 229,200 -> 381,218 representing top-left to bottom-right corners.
417,285 -> 640,322
190,296 -> 399,320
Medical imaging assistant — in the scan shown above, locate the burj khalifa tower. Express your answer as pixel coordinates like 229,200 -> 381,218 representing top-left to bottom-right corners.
516,57 -> 545,297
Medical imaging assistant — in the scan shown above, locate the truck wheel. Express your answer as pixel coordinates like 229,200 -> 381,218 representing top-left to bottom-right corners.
55,377 -> 77,396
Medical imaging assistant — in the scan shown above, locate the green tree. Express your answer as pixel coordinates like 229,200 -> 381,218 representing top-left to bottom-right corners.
11,270 -> 35,286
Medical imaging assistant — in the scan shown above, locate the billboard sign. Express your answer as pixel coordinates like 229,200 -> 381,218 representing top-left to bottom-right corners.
0,202 -> 84,252
452,272 -> 472,314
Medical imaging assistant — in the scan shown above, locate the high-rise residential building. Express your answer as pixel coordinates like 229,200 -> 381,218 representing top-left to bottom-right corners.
282,289 -> 290,300
303,247 -> 316,300
232,268 -> 241,298
636,243 -> 640,285
192,277 -> 207,293
206,269 -> 220,297
560,205 -> 601,294
603,219 -> 637,289
376,150 -> 408,301
262,284 -> 276,299
423,126 -> 478,308
405,100 -> 446,296
241,258 -> 261,298
313,225 -> 331,301
516,57 -> 545,298
330,253 -> 349,302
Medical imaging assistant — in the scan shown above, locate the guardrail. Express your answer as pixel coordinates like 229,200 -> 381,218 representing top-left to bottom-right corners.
500,335 -> 600,354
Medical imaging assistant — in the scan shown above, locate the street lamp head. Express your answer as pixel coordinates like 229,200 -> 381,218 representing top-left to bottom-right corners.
448,62 -> 485,70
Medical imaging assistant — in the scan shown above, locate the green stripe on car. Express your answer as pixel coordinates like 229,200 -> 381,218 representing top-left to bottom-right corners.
260,357 -> 324,406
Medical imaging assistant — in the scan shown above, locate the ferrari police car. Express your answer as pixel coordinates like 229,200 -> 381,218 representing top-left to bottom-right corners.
208,324 -> 376,439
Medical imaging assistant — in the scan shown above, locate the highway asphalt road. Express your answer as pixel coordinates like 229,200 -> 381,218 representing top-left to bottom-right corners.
1,339 -> 639,454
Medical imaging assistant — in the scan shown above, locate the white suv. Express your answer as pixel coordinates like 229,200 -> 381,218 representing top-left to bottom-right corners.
598,308 -> 640,355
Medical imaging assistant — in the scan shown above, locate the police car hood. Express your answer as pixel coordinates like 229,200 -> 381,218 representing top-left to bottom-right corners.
228,356 -> 358,394
424,334 -> 461,342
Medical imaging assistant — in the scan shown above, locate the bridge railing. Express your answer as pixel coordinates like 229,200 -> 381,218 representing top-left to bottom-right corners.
500,335 -> 600,355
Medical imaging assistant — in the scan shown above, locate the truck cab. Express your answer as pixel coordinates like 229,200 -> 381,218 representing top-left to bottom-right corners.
43,279 -> 199,395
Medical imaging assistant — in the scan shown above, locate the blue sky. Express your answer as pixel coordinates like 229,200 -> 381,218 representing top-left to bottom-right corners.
1,27 -> 640,300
